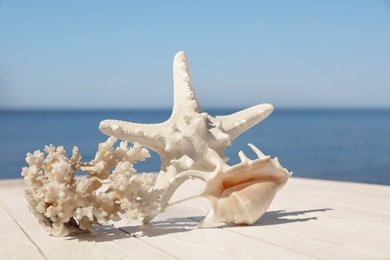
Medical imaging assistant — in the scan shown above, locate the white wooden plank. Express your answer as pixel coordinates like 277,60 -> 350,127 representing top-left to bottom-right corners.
226,211 -> 390,260
273,178 -> 390,231
281,177 -> 390,209
167,178 -> 390,259
0,178 -> 25,189
0,205 -> 44,260
118,209 -> 315,260
2,177 -> 390,259
116,179 -> 316,258
0,185 -> 173,259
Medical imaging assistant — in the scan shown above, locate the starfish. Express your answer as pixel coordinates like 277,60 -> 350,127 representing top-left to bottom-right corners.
99,51 -> 273,221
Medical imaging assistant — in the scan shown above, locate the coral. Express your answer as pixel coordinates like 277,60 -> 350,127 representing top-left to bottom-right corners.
22,137 -> 158,236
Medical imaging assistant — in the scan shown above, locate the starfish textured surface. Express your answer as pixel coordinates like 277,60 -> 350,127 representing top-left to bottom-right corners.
99,51 -> 274,220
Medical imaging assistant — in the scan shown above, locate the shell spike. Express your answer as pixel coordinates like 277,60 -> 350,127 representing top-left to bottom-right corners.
238,151 -> 250,163
248,143 -> 266,158
207,148 -> 226,168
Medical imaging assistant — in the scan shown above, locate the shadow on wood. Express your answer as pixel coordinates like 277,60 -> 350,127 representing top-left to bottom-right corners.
119,217 -> 199,238
253,208 -> 333,226
63,208 -> 331,240
65,225 -> 132,242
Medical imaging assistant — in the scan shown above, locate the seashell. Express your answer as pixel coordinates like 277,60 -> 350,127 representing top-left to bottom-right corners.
172,144 -> 292,227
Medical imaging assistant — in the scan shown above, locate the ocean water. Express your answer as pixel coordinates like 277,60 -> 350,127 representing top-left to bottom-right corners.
1,109 -> 389,185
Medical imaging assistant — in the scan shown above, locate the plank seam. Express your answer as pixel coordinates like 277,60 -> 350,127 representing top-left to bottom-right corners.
186,215 -> 323,259
118,226 -> 179,259
0,204 -> 48,260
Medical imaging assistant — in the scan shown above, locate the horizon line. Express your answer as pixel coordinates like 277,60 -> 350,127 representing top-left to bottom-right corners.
1,106 -> 390,112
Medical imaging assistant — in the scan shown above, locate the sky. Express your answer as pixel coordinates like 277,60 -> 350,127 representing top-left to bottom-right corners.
0,1 -> 389,109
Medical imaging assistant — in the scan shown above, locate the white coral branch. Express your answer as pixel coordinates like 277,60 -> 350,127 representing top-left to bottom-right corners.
22,137 -> 161,237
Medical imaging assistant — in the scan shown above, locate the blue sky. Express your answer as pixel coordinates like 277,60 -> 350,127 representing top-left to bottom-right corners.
1,1 -> 389,109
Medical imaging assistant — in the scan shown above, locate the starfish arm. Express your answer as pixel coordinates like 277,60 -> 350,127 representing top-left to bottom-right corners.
216,103 -> 274,141
99,119 -> 167,153
171,51 -> 202,119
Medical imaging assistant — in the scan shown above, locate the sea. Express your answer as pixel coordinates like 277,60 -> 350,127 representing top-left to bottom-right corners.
1,109 -> 389,185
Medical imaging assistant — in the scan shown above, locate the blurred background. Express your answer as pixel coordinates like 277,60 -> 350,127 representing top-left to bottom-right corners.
0,1 -> 389,184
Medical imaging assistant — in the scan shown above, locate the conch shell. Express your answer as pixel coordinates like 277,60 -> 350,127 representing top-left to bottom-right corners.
171,144 -> 292,227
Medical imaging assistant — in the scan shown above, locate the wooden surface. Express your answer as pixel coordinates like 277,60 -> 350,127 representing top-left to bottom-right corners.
1,177 -> 389,260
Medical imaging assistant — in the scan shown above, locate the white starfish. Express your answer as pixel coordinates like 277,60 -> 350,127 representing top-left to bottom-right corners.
99,51 -> 273,221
